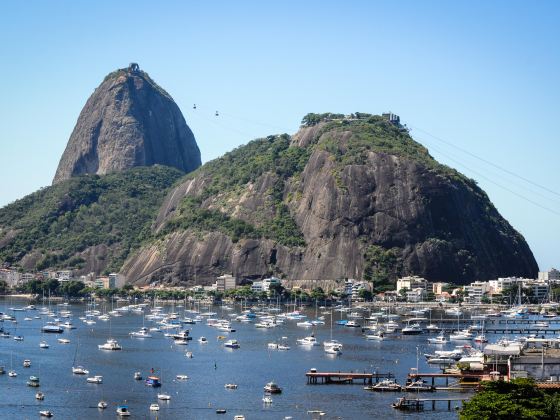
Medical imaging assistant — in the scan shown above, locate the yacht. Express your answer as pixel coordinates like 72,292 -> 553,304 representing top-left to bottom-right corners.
157,393 -> 171,401
426,323 -> 440,332
225,383 -> 238,389
57,338 -> 71,344
224,339 -> 240,349
402,323 -> 423,335
176,374 -> 189,380
263,381 -> 282,394
262,395 -> 273,404
277,344 -> 290,351
39,341 -> 49,349
39,411 -> 53,417
198,336 -> 208,344
87,375 -> 103,384
474,334 -> 488,343
98,338 -> 122,350
23,359 -> 31,367
297,336 -> 319,346
36,392 -> 45,400
150,403 -> 160,411
98,401 -> 107,409
27,376 -> 40,387
134,371 -> 142,380
345,320 -> 361,328
14,335 -> 24,341
8,370 -> 17,377
296,321 -> 313,328
41,324 -> 63,333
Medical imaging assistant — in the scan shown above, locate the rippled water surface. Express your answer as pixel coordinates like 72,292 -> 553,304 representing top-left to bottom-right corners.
0,299 -> 466,419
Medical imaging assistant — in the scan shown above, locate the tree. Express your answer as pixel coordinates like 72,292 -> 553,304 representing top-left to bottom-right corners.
310,287 -> 326,302
461,379 -> 551,420
358,289 -> 373,301
0,280 -> 8,294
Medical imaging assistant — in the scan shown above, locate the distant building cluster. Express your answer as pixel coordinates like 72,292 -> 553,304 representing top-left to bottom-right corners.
0,267 -> 126,291
383,268 -> 560,304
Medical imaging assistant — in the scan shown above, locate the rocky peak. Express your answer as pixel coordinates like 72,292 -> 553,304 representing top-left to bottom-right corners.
53,64 -> 201,184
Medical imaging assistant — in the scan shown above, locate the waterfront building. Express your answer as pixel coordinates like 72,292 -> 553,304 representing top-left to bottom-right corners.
396,275 -> 427,292
465,281 -> 492,304
215,274 -> 237,292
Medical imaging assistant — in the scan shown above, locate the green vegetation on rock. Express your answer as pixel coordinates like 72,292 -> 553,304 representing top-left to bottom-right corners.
0,165 -> 183,273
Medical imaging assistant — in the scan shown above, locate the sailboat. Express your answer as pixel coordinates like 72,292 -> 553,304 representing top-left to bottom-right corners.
72,340 -> 89,375
8,352 -> 17,377
323,310 -> 343,349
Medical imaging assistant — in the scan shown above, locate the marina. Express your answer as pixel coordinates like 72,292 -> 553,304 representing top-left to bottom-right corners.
2,297 -> 560,418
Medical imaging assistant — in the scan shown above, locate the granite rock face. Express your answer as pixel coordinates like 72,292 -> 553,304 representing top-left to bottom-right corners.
121,117 -> 538,286
53,64 -> 201,183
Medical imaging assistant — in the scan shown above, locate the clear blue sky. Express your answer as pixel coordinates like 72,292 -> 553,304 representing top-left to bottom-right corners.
0,1 -> 558,271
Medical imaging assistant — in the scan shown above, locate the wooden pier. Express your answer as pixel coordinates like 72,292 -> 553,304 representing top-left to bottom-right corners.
393,396 -> 467,411
407,372 -> 484,388
306,370 -> 394,385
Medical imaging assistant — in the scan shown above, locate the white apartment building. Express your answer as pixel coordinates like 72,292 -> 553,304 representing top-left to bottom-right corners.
396,275 -> 428,292
539,268 -> 560,282
465,281 -> 492,303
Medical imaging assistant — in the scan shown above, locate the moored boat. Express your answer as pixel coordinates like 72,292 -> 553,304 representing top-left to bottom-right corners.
263,381 -> 282,394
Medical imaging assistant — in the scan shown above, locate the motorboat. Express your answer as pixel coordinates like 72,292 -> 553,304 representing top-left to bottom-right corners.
262,395 -> 273,404
296,321 -> 313,328
345,320 -> 361,328
57,338 -> 70,344
364,379 -> 402,392
98,401 -> 107,409
297,336 -> 319,346
8,370 -> 17,377
134,371 -> 142,380
27,376 -> 40,387
268,342 -> 279,350
198,336 -> 208,343
176,374 -> 189,380
130,328 -> 152,338
263,381 -> 282,394
427,335 -> 447,344
145,376 -> 161,387
36,392 -> 45,400
39,411 -> 53,417
224,339 -> 240,349
225,383 -> 238,389
72,366 -> 89,375
402,323 -> 423,335
474,334 -> 488,343
87,375 -> 103,384
185,351 -> 194,358
116,405 -> 131,416
404,379 -> 435,392
23,359 -> 31,367
41,324 -> 63,333
14,335 -> 24,341
365,331 -> 385,340
277,344 -> 290,350
98,338 -> 122,350
150,403 -> 160,411
426,324 -> 440,332
157,393 -> 171,401
40,341 -> 49,349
